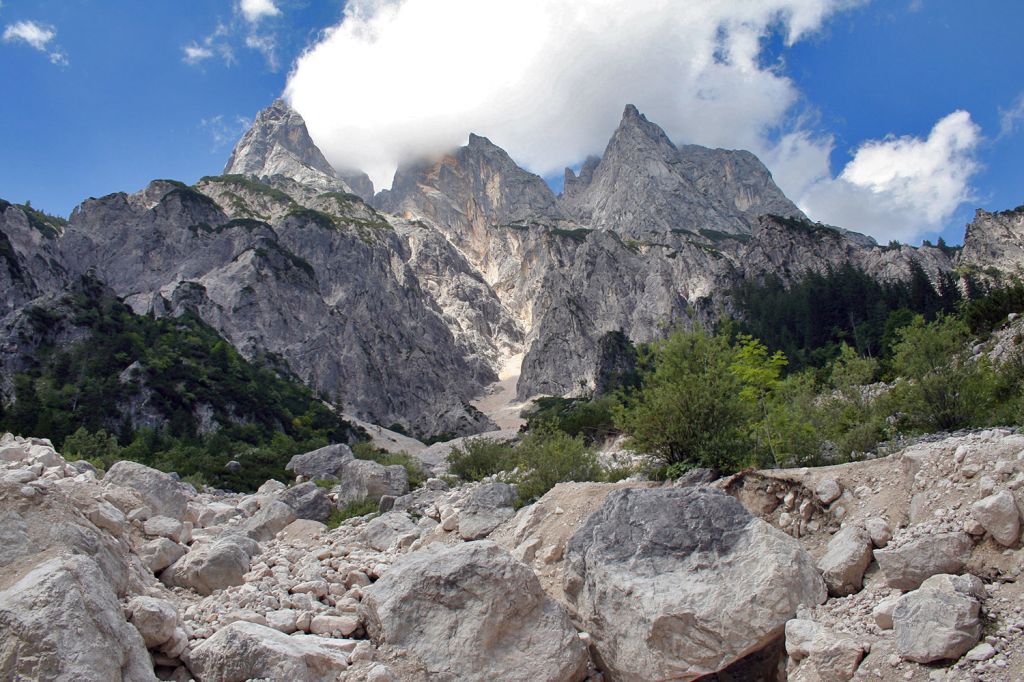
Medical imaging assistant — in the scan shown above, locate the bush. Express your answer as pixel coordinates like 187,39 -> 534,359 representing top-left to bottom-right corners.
524,396 -> 619,444
327,498 -> 379,529
446,438 -> 517,482
513,426 -> 604,505
613,329 -> 752,472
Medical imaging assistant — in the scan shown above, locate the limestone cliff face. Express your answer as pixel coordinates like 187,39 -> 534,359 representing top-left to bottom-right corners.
959,207 -> 1024,276
224,99 -> 374,200
1,101 -> 995,437
57,181 -> 495,438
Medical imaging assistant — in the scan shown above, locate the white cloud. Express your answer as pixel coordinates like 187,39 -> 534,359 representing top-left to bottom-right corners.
3,19 -> 69,65
797,111 -> 981,243
239,0 -> 280,23
183,43 -> 215,64
999,93 -> 1024,138
3,20 -> 54,50
285,0 -> 865,191
182,23 -> 235,67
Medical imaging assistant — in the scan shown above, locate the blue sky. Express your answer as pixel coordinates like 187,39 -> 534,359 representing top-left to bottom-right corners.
1,0 -> 1021,246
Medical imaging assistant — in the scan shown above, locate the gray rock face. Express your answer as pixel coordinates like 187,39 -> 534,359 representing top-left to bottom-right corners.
563,487 -> 826,681
874,532 -> 972,591
360,511 -> 418,552
360,540 -> 588,682
103,460 -> 190,520
185,620 -> 353,682
970,489 -> 1021,546
286,443 -> 354,480
224,99 -> 373,199
958,206 -> 1024,276
893,573 -> 983,663
58,179 -> 496,438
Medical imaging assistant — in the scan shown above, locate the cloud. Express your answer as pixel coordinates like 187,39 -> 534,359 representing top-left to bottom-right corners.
3,20 -> 54,50
201,114 -> 253,150
3,19 -> 69,65
183,4 -> 281,69
797,111 -> 981,243
239,0 -> 280,23
182,23 -> 235,67
285,0 -> 866,191
999,93 -> 1024,138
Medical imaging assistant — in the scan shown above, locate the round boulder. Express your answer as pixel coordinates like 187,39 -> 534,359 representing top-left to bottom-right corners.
563,487 -> 826,681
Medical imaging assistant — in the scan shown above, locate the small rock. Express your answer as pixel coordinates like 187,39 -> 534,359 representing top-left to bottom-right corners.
816,478 -> 842,505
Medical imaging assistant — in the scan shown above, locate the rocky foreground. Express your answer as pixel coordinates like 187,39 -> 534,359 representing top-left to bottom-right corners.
2,429 -> 1024,681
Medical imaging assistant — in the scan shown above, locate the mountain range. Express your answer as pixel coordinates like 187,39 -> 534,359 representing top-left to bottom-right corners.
1,100 -> 1021,440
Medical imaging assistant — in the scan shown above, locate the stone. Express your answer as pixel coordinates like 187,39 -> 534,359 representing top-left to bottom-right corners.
816,478 -> 843,505
240,499 -> 297,541
184,621 -> 352,682
970,490 -> 1021,546
786,621 -> 865,682
361,541 -> 587,682
285,443 -> 354,480
266,609 -> 299,634
127,596 -> 179,649
160,535 -> 259,595
965,642 -> 997,661
864,517 -> 893,548
367,663 -> 397,682
0,555 -> 156,681
361,512 -> 418,552
144,515 -> 186,542
279,482 -> 332,523
334,459 -> 409,505
138,537 -> 188,574
874,532 -> 972,590
563,487 -> 826,681
309,614 -> 359,637
873,596 -> 901,630
893,574 -> 983,663
195,502 -> 241,528
458,482 -> 517,540
817,524 -> 874,596
103,460 -> 189,520
86,499 -> 128,536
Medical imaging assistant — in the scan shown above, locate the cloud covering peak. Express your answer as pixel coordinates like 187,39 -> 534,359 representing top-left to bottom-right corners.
284,0 -> 979,243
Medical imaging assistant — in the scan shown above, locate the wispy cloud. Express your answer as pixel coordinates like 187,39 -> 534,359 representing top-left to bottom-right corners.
201,114 -> 253,150
3,19 -> 68,65
181,23 -> 234,67
998,93 -> 1024,138
183,2 -> 282,70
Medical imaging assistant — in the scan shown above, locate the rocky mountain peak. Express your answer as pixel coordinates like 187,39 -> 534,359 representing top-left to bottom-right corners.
557,104 -> 803,238
958,205 -> 1024,275
224,99 -> 374,200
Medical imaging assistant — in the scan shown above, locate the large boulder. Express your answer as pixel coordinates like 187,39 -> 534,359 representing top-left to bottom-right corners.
240,499 -> 297,541
360,541 -> 588,682
185,621 -> 354,682
334,459 -> 409,505
285,443 -> 354,480
785,619 -> 865,682
0,555 -> 156,681
817,524 -> 874,597
279,482 -> 332,523
458,482 -> 517,540
103,460 -> 190,519
873,532 -> 972,590
361,512 -> 418,552
893,573 -> 984,663
160,535 -> 259,595
970,490 -> 1021,547
137,537 -> 187,574
563,487 -> 826,682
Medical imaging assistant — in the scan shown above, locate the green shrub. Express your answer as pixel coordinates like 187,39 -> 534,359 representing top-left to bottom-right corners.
327,498 -> 378,529
446,438 -> 517,482
512,426 -> 603,505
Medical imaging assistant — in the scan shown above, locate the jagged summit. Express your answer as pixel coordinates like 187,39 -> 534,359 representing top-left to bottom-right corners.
559,103 -> 804,238
224,99 -> 374,200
